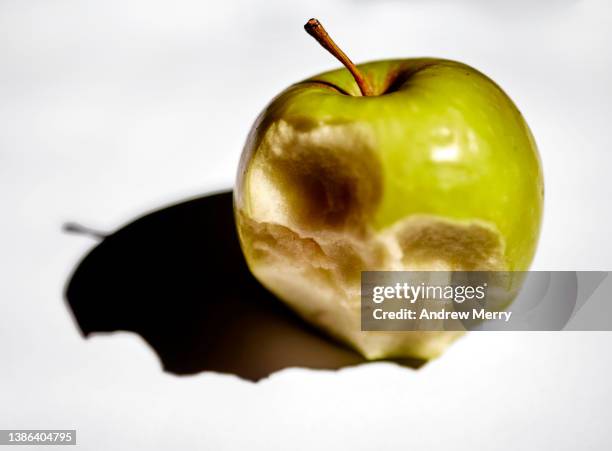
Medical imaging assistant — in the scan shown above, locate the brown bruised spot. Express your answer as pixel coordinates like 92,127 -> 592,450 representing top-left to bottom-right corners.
258,120 -> 383,233
394,216 -> 505,271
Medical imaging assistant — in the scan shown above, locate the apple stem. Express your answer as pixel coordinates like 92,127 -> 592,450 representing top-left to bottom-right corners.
304,18 -> 374,96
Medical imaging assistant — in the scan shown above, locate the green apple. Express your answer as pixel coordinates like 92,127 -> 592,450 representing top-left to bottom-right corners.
234,19 -> 543,361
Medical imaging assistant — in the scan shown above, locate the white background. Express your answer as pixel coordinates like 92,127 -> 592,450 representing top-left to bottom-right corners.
2,0 -> 611,449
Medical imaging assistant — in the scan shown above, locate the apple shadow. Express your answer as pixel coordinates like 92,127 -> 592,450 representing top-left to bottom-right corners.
65,190 -> 424,381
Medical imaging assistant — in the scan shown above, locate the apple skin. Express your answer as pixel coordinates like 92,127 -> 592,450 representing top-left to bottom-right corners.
234,59 -> 543,360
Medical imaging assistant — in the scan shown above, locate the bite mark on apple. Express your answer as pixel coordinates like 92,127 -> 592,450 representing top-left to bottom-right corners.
390,216 -> 506,271
248,119 -> 382,234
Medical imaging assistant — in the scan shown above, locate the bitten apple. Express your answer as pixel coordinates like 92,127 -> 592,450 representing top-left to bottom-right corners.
234,19 -> 543,360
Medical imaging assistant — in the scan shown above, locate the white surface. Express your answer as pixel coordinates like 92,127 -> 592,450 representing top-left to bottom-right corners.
1,0 -> 611,449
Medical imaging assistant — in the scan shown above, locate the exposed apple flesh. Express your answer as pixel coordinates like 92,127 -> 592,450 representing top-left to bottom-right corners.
234,20 -> 543,360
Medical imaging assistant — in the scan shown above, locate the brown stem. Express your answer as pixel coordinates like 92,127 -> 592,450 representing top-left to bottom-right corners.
304,18 -> 373,96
